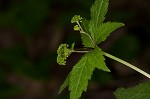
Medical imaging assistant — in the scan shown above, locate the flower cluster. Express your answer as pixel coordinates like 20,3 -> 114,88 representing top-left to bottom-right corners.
57,43 -> 74,65
71,15 -> 82,23
71,15 -> 83,31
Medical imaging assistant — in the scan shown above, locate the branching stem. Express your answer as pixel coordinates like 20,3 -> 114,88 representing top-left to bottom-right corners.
77,22 -> 96,47
80,31 -> 96,47
71,48 -> 150,79
77,22 -> 84,32
75,21 -> 150,79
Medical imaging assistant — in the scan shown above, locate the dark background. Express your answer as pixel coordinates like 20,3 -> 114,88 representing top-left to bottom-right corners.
0,0 -> 150,99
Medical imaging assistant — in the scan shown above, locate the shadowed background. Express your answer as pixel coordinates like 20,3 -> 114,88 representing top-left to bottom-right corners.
0,0 -> 150,99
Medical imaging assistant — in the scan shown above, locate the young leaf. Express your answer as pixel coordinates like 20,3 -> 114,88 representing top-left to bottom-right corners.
58,73 -> 70,94
114,82 -> 150,99
69,48 -> 110,99
95,22 -> 124,44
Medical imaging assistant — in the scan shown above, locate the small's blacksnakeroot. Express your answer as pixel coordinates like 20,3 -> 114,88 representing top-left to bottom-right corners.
56,0 -> 150,99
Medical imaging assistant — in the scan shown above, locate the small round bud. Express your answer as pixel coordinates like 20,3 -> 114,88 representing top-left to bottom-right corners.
71,15 -> 83,23
74,25 -> 80,31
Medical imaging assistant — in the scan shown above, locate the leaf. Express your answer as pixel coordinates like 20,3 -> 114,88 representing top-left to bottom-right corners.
81,19 -> 90,33
81,19 -> 94,48
114,82 -> 150,99
58,73 -> 70,94
69,53 -> 94,99
90,0 -> 109,28
69,47 -> 110,99
88,0 -> 109,44
95,22 -> 124,44
88,47 -> 110,72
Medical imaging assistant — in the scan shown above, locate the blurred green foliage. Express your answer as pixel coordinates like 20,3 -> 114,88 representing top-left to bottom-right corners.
0,0 -> 52,98
0,0 -> 50,36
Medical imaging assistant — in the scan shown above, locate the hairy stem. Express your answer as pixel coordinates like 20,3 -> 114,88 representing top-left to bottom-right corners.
103,52 -> 150,79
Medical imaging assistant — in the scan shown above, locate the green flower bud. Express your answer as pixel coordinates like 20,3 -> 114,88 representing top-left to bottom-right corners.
71,15 -> 83,23
74,25 -> 80,31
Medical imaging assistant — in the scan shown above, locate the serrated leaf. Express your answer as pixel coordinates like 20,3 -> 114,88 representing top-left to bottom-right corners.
69,53 -> 94,99
114,82 -> 150,99
81,33 -> 94,48
90,0 -> 109,28
95,22 -> 124,44
69,48 -> 110,99
81,19 -> 90,33
88,47 -> 110,72
58,73 -> 70,94
88,0 -> 109,44
81,19 -> 94,48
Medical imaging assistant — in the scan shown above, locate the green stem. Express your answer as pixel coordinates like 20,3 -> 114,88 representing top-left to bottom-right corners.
80,31 -> 96,47
76,22 -> 96,47
75,22 -> 150,79
77,22 -> 84,32
71,48 -> 92,53
72,50 -> 90,53
103,52 -> 150,79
